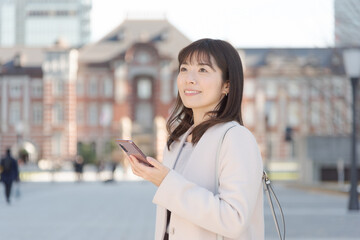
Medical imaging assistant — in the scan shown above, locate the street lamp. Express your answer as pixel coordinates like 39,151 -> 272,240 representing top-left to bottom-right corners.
343,47 -> 360,211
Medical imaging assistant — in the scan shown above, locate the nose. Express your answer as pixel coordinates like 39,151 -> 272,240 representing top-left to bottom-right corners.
185,71 -> 196,84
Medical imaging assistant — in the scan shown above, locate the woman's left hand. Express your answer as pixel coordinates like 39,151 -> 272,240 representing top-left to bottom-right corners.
128,155 -> 170,187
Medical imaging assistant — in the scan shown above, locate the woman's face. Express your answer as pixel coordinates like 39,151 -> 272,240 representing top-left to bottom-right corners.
177,54 -> 228,115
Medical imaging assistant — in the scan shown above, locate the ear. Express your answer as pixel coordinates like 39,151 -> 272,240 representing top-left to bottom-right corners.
222,81 -> 230,94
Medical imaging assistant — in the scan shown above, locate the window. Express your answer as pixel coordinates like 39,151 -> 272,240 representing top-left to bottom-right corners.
310,81 -> 320,98
333,77 -> 344,97
52,133 -> 62,156
287,102 -> 300,127
244,80 -> 255,98
53,79 -> 64,96
311,102 -> 320,126
135,102 -> 153,129
1,3 -> 15,46
137,78 -> 152,99
115,63 -> 126,103
265,101 -> 277,127
77,77 -> 84,96
334,101 -> 343,127
160,63 -> 172,103
87,103 -> 98,126
9,81 -> 22,98
77,103 -> 84,125
103,78 -> 113,97
288,82 -> 300,97
88,77 -> 97,97
31,80 -> 43,98
32,104 -> 43,125
100,103 -> 113,126
265,81 -> 277,98
10,102 -> 21,124
51,60 -> 59,73
136,51 -> 151,64
59,54 -> 68,71
53,103 -> 64,125
243,103 -> 254,127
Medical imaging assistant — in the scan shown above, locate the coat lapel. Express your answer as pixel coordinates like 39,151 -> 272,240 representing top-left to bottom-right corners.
166,126 -> 193,170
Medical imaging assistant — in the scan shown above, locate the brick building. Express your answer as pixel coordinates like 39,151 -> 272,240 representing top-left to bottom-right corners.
240,48 -> 359,181
77,19 -> 190,161
0,20 -> 355,177
0,40 -> 79,163
240,48 -> 352,160
0,19 -> 190,163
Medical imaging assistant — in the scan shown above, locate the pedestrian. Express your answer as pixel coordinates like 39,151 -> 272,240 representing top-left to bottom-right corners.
95,159 -> 104,180
73,155 -> 84,182
128,39 -> 264,239
110,160 -> 117,181
0,148 -> 20,204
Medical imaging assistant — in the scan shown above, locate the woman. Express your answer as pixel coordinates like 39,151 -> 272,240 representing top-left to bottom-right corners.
128,38 -> 264,240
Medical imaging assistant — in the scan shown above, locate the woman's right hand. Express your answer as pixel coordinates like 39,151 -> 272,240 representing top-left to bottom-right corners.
128,155 -> 170,187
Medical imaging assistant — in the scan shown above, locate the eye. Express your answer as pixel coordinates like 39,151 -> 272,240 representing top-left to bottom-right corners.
180,67 -> 187,72
199,68 -> 208,73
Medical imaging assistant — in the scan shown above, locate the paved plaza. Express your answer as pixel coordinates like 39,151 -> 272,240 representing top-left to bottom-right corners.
0,178 -> 359,240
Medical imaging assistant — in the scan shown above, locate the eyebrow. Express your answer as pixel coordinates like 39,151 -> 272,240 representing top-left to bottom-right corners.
198,62 -> 215,71
181,62 -> 216,71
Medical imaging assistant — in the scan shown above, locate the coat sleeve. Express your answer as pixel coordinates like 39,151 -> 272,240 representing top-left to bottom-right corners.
152,126 -> 263,238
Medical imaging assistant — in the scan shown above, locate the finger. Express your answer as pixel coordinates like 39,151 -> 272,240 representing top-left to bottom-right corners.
129,155 -> 137,162
129,155 -> 142,167
128,155 -> 136,166
146,157 -> 161,168
129,156 -> 141,172
128,159 -> 141,175
130,155 -> 149,174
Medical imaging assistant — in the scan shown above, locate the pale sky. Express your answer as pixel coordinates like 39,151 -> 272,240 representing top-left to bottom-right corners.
91,0 -> 334,48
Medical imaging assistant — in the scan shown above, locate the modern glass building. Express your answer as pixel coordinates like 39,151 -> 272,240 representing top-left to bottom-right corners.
0,0 -> 91,47
335,0 -> 360,46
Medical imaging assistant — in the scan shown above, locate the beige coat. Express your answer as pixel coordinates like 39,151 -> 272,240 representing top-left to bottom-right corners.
153,121 -> 264,240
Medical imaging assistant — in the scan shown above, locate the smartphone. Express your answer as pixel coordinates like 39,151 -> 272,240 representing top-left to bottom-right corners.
116,139 -> 152,167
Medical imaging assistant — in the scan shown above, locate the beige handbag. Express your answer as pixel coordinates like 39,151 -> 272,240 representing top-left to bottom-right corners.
215,126 -> 285,240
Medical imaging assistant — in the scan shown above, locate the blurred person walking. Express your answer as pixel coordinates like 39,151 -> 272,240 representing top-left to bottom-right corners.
73,155 -> 84,182
0,148 -> 20,204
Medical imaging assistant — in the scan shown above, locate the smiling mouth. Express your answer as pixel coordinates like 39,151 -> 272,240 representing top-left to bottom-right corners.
184,90 -> 201,95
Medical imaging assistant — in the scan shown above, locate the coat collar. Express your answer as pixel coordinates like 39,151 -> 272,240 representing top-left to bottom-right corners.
165,121 -> 238,170
167,126 -> 194,169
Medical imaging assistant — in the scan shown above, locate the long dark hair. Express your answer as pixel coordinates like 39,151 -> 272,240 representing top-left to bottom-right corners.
166,38 -> 244,149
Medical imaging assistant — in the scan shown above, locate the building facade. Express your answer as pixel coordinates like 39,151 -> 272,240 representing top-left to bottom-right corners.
0,19 -> 357,181
77,19 -> 190,161
0,19 -> 190,164
0,42 -> 78,163
239,48 -> 359,181
0,0 -> 91,47
241,48 -> 352,158
335,0 -> 360,46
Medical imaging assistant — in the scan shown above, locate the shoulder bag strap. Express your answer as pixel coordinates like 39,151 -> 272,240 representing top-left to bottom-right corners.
215,126 -> 285,240
215,126 -> 235,199
263,171 -> 286,240
215,126 -> 235,240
